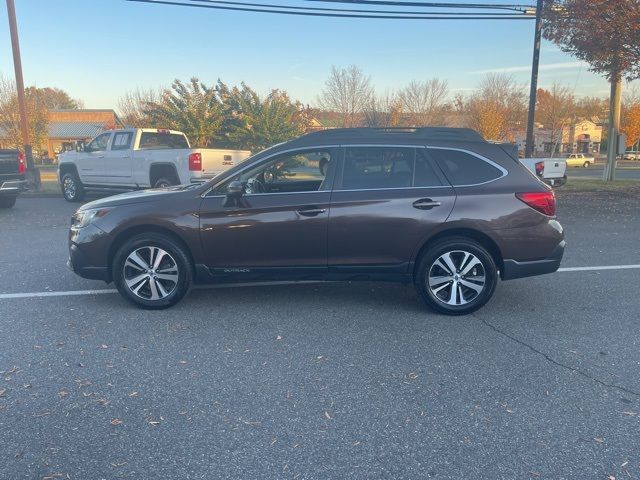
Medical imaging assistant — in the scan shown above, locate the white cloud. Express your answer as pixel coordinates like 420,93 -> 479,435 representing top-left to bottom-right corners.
467,61 -> 588,75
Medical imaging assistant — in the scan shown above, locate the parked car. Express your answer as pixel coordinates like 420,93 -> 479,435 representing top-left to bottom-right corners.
520,157 -> 567,187
57,128 -> 250,202
565,153 -> 595,167
0,149 -> 27,208
622,151 -> 639,160
67,127 -> 565,315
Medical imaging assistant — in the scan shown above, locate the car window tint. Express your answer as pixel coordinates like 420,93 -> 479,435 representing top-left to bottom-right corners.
213,150 -> 331,195
138,132 -> 189,150
87,133 -> 111,152
414,151 -> 443,187
343,147 -> 413,189
429,149 -> 502,185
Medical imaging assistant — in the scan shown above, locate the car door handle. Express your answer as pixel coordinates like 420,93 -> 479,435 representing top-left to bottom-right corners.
297,207 -> 326,217
413,199 -> 441,210
98,155 -> 104,158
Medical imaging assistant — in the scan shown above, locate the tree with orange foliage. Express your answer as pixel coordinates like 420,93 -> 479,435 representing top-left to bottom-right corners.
621,104 -> 640,149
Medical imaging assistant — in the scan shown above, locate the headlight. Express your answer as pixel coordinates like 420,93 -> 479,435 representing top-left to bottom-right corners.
71,208 -> 111,229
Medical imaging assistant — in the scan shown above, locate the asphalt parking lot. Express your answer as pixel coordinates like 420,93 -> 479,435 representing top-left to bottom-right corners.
1,192 -> 639,479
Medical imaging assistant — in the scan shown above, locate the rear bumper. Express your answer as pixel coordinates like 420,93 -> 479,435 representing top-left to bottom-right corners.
0,179 -> 27,196
502,240 -> 565,280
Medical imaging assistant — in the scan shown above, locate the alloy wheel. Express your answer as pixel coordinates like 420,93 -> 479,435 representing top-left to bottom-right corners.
427,250 -> 486,306
123,246 -> 179,301
63,176 -> 76,199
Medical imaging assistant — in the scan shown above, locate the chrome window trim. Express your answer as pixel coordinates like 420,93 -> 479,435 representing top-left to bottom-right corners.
201,144 -> 339,198
426,146 -> 508,187
332,185 -> 448,193
343,144 -> 427,149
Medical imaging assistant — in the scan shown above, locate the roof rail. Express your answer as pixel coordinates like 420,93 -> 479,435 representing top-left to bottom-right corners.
301,127 -> 485,142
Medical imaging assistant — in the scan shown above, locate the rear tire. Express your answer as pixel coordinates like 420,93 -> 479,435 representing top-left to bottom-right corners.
583,161 -> 590,168
415,237 -> 498,315
113,233 -> 193,309
153,177 -> 174,189
61,172 -> 85,202
0,196 -> 16,208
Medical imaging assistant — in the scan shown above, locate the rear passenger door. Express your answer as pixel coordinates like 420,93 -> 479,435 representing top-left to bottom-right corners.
328,146 -> 455,274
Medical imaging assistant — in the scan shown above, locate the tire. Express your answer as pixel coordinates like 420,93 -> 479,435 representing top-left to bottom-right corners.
112,233 -> 193,309
583,161 -> 590,168
0,196 -> 16,208
153,177 -> 176,189
61,172 -> 85,202
415,237 -> 498,316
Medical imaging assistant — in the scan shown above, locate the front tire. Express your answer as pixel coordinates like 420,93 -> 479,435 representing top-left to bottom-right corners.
0,196 -> 16,208
61,172 -> 85,202
113,233 -> 193,309
583,161 -> 590,168
415,237 -> 498,315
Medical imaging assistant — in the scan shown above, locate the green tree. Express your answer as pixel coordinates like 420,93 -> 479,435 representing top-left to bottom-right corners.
225,86 -> 310,151
144,78 -> 223,147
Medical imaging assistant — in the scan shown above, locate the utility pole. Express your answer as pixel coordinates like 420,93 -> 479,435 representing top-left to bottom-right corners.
6,0 -> 40,188
603,75 -> 622,181
524,0 -> 543,158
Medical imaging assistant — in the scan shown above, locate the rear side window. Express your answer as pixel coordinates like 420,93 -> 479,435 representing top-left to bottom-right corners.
429,148 -> 503,186
138,132 -> 189,150
111,132 -> 132,151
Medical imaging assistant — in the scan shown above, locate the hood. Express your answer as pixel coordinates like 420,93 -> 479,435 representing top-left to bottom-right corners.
79,185 -> 198,210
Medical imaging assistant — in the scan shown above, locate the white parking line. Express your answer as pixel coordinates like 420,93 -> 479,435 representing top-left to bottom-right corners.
0,266 -> 638,300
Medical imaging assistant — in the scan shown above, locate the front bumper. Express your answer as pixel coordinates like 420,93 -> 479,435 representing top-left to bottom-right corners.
68,224 -> 112,282
502,240 -> 565,280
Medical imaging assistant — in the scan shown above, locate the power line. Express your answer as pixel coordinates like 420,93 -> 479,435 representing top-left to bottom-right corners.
127,0 -> 536,19
303,0 -> 535,12
187,0 -> 529,16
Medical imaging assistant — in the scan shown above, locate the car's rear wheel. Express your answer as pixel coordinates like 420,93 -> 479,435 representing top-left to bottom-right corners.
113,233 -> 193,309
415,237 -> 498,315
583,161 -> 590,168
61,172 -> 85,202
153,177 -> 174,188
0,196 -> 16,208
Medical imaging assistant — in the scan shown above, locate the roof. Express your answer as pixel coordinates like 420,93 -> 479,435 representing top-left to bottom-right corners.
48,122 -> 108,138
299,127 -> 486,143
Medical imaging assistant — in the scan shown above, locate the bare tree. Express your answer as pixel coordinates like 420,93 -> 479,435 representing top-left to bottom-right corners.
398,79 -> 449,126
362,91 -> 403,128
318,65 -> 373,128
463,74 -> 526,141
536,83 -> 575,152
118,88 -> 160,127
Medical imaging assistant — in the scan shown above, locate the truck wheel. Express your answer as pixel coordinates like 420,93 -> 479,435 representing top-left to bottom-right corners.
0,196 -> 16,208
113,233 -> 193,309
153,178 -> 174,189
61,172 -> 85,202
415,237 -> 498,316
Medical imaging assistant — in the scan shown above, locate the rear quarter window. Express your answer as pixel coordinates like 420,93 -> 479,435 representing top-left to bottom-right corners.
138,132 -> 189,150
429,148 -> 503,186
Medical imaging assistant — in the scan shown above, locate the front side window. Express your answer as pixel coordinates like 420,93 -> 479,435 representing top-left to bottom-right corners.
86,133 -> 111,152
111,132 -> 132,151
429,149 -> 503,186
342,147 -> 413,189
214,150 -> 332,195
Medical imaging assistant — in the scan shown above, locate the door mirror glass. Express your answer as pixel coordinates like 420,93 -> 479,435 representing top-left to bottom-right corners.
227,180 -> 244,197
75,141 -> 85,152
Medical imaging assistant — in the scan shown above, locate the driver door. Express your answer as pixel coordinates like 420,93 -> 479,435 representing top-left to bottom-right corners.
198,148 -> 338,280
78,132 -> 112,183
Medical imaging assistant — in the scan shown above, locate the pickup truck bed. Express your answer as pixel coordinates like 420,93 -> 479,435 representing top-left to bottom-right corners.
520,157 -> 567,187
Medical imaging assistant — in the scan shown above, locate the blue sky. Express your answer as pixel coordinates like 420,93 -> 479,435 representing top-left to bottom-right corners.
0,0 -> 621,111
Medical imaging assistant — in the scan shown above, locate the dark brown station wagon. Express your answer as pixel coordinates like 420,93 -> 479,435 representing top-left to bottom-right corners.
68,127 -> 565,315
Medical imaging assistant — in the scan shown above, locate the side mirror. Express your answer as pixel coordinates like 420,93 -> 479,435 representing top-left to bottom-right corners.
75,141 -> 85,152
227,180 -> 244,198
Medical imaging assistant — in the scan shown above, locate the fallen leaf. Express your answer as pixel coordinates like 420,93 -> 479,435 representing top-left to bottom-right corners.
0,388 -> 6,397
276,335 -> 282,340
128,391 -> 139,397
622,411 -> 637,416
324,411 -> 333,420
110,419 -> 123,426
594,437 -> 604,443
101,344 -> 108,349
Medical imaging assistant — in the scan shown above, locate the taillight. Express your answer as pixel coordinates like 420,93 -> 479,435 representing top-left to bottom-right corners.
516,191 -> 556,216
188,152 -> 202,171
534,161 -> 544,176
18,152 -> 25,174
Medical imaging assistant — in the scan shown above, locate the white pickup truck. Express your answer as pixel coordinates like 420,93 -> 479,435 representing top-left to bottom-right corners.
57,128 -> 250,202
520,157 -> 567,187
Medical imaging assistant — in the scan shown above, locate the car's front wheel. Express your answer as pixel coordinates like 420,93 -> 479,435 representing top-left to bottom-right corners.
583,161 -> 590,168
113,233 -> 193,309
61,172 -> 85,202
415,237 -> 498,315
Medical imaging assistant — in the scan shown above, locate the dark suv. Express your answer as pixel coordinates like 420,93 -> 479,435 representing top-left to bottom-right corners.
68,128 -> 564,315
